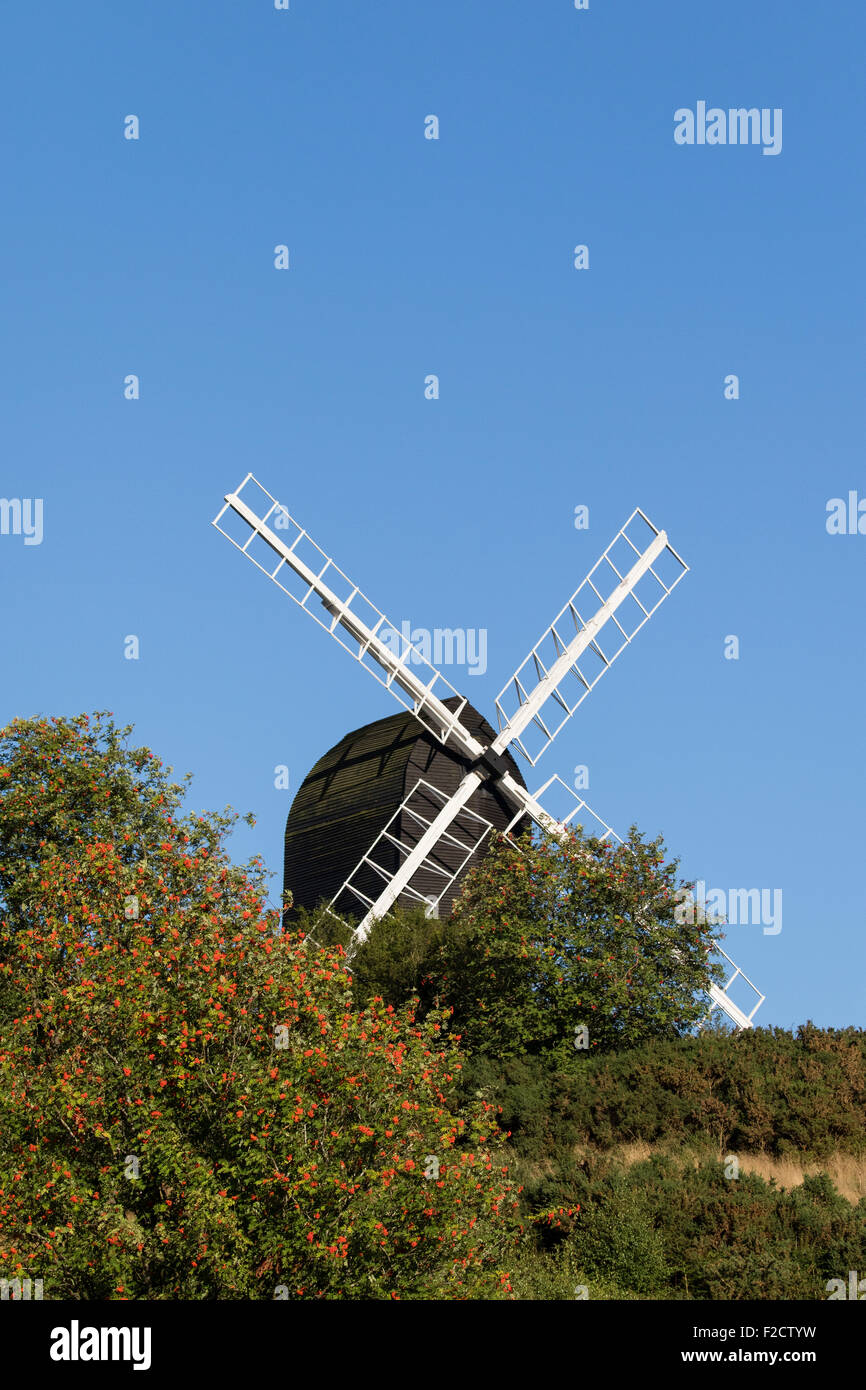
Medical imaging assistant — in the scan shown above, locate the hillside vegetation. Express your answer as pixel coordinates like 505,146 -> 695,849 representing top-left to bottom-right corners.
1,712 -> 862,1300
343,905 -> 866,1301
460,1030 -> 866,1299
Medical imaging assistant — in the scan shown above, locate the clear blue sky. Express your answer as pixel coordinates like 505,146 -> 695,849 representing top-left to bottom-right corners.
1,1 -> 863,1030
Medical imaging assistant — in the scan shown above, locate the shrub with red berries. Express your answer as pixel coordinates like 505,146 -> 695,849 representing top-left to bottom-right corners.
0,713 -> 521,1299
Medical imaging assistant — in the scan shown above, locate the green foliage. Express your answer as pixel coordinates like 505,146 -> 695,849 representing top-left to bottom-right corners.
466,1028 -> 866,1163
508,1151 -> 866,1301
0,713 -> 520,1300
0,710 -> 264,944
348,829 -> 725,1062
507,1238 -> 645,1301
629,1158 -> 865,1301
464,1036 -> 866,1300
3,711 -> 863,1302
570,1180 -> 669,1295
337,908 -> 445,1013
274,824 -> 866,1302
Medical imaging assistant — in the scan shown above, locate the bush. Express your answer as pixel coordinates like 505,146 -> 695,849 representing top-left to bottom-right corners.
0,713 -> 520,1300
348,829 -> 726,1062
571,1181 -> 669,1295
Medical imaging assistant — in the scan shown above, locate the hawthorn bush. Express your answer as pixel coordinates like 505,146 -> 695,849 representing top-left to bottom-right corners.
0,714 -> 521,1299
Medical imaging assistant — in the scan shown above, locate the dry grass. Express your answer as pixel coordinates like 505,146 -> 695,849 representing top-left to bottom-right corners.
592,1141 -> 866,1204
736,1152 -> 866,1204
516,1140 -> 866,1203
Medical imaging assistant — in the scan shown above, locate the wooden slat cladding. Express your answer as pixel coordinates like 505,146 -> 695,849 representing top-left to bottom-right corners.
283,709 -> 419,919
283,697 -> 529,920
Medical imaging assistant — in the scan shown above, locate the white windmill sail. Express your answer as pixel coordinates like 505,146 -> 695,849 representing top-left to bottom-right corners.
705,949 -> 765,1030
327,778 -> 499,922
213,473 -> 481,753
493,509 -> 689,766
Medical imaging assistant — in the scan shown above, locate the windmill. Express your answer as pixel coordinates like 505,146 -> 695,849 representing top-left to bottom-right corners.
213,473 -> 764,1031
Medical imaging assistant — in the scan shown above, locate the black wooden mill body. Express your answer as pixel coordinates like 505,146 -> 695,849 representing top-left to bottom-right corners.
283,696 -> 530,921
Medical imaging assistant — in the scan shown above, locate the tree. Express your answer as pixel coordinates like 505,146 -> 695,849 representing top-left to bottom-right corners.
0,710 -> 250,942
412,827 -> 726,1060
0,713 -> 520,1299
